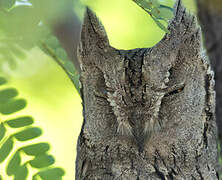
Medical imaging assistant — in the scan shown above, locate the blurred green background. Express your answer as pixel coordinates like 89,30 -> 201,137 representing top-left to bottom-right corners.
0,0 -> 195,179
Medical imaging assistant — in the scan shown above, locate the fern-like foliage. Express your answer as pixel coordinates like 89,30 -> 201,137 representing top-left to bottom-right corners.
39,35 -> 80,94
132,0 -> 174,33
0,76 -> 65,180
0,0 -> 80,93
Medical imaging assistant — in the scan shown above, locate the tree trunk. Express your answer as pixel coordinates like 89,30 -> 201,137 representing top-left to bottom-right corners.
76,0 -> 219,179
196,0 -> 222,149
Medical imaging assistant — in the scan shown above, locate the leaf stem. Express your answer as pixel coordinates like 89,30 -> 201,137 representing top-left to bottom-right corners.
40,42 -> 80,94
132,0 -> 153,17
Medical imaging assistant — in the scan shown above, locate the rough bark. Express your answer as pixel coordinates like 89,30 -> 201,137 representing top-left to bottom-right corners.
76,0 -> 219,179
196,0 -> 222,148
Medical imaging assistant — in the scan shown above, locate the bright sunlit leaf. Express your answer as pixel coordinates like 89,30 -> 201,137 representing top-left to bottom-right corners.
82,0 -> 175,49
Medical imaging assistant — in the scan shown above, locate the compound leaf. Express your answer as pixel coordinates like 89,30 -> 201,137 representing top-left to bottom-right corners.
6,116 -> 34,128
55,48 -> 68,61
6,151 -> 21,176
150,0 -> 160,8
152,17 -> 169,33
159,6 -> 174,20
29,154 -> 55,169
63,61 -> 76,75
0,88 -> 18,103
14,164 -> 28,180
13,127 -> 42,141
45,36 -> 60,50
0,0 -> 16,9
0,99 -> 27,115
0,123 -> 6,142
0,137 -> 13,163
35,168 -> 65,180
0,77 -> 7,85
8,44 -> 26,59
140,0 -> 152,10
22,143 -> 50,156
151,7 -> 162,18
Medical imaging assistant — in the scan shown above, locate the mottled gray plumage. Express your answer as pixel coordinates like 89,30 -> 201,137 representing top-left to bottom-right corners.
76,0 -> 219,179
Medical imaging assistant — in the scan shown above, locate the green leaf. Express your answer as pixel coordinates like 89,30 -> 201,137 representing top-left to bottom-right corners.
13,127 -> 42,141
0,0 -> 16,9
55,48 -> 68,60
140,0 -> 152,10
6,151 -> 21,176
9,44 -> 26,59
6,116 -> 34,128
4,53 -> 17,70
0,88 -> 18,103
150,0 -> 160,8
70,74 -> 80,94
29,154 -> 55,168
151,7 -> 161,19
45,36 -> 60,50
0,123 -> 6,142
159,6 -> 174,20
152,17 -> 169,33
0,99 -> 27,115
8,5 -> 40,35
36,168 -> 65,179
0,77 -> 7,85
14,164 -> 28,180
64,61 -> 76,75
0,137 -> 13,163
22,143 -> 50,156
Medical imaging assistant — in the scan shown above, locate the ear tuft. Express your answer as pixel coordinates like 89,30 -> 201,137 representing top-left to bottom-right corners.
81,8 -> 109,43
